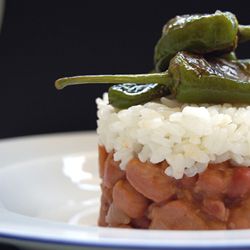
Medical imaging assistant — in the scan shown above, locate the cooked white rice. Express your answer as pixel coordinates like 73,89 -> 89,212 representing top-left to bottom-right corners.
96,93 -> 250,179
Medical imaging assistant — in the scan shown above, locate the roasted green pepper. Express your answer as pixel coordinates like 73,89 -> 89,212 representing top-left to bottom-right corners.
55,73 -> 171,109
220,51 -> 237,61
108,83 -> 169,109
154,10 -> 250,72
55,51 -> 250,108
168,52 -> 250,104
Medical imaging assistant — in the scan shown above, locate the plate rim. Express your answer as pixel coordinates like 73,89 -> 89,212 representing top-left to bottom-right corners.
1,131 -> 250,249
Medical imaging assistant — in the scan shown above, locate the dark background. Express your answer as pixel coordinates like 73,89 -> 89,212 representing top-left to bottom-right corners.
0,0 -> 250,140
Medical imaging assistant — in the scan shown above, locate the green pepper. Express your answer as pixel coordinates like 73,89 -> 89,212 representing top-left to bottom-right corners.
169,52 -> 250,104
220,51 -> 237,61
55,74 -> 171,108
55,51 -> 250,108
108,83 -> 169,109
154,10 -> 250,72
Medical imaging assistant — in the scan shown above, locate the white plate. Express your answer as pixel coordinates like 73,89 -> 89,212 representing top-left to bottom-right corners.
1,131 -> 250,250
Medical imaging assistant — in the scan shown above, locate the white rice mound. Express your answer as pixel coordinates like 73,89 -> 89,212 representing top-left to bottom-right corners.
96,93 -> 250,179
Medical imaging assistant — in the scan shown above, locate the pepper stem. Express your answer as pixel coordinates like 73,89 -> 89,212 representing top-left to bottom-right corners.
238,25 -> 250,43
55,72 -> 171,90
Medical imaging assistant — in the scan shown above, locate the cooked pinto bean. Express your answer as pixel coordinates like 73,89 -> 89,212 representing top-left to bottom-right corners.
126,159 -> 176,203
113,180 -> 150,218
202,197 -> 229,222
130,217 -> 151,229
179,174 -> 198,190
145,202 -> 159,221
98,145 -> 109,178
98,185 -> 113,226
149,200 -> 208,230
105,202 -> 131,225
227,167 -> 250,200
98,192 -> 109,227
194,167 -> 231,197
103,150 -> 126,189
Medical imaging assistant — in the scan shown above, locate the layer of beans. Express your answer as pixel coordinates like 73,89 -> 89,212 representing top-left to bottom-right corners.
98,145 -> 250,230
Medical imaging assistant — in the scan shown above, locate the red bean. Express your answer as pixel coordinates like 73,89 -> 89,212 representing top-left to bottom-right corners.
194,167 -> 231,197
98,145 -> 109,178
113,180 -> 150,218
130,217 -> 151,229
227,167 -> 250,200
202,197 -> 229,222
105,202 -> 131,226
149,200 -> 208,230
98,185 -> 113,227
179,174 -> 198,190
103,150 -> 126,188
126,159 -> 176,203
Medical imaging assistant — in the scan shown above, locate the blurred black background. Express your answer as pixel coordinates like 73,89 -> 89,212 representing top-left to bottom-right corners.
1,0 -> 250,139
